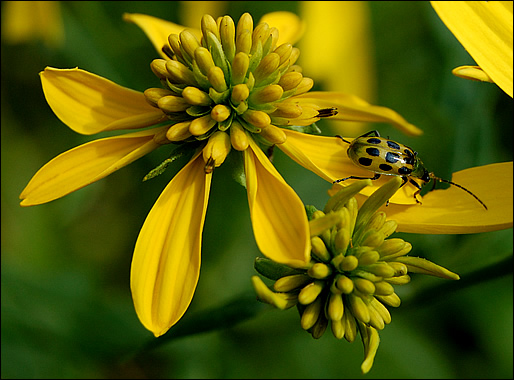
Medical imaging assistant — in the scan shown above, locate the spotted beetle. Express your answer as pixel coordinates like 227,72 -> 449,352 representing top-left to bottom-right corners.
333,130 -> 487,210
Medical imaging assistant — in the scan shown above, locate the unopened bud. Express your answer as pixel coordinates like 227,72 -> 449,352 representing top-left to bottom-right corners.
144,88 -> 174,107
157,95 -> 190,113
189,114 -> 217,136
202,131 -> 231,171
241,109 -> 271,129
207,66 -> 228,92
259,124 -> 286,144
229,120 -> 249,151
182,86 -> 212,106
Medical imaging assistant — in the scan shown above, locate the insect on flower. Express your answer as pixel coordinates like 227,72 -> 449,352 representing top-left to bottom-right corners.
333,130 -> 488,210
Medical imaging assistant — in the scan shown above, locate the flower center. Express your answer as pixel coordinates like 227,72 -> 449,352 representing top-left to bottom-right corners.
143,13 -> 336,173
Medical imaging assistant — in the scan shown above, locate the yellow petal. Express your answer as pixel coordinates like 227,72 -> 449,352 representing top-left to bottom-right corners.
359,324 -> 380,374
431,1 -> 513,98
123,12 -> 201,59
278,129 -> 368,183
452,65 -> 494,83
278,129 -> 418,204
259,11 -> 305,46
19,127 -> 168,206
1,0 -> 64,47
41,67 -> 165,135
298,1 -> 375,136
131,152 -> 211,337
179,1 -> 227,29
374,162 -> 513,234
244,138 -> 310,267
286,92 -> 422,136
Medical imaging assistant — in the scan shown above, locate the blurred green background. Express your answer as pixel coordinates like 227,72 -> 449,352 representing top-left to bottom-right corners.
1,1 -> 512,378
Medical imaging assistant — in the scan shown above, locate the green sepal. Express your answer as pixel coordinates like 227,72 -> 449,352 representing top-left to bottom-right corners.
254,69 -> 281,88
178,43 -> 193,67
186,105 -> 211,117
217,113 -> 233,131
248,41 -> 263,73
245,72 -> 255,92
233,100 -> 249,115
280,87 -> 298,101
251,133 -> 273,147
191,60 -> 211,90
238,117 -> 261,133
246,101 -> 277,113
282,123 -> 322,135
194,128 -> 217,141
209,87 -> 230,104
305,205 -> 320,221
165,78 -> 186,95
254,257 -> 305,281
205,31 -> 230,80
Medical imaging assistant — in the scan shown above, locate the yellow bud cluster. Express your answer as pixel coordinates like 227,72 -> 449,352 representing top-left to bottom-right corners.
142,11 -> 337,168
252,178 -> 460,353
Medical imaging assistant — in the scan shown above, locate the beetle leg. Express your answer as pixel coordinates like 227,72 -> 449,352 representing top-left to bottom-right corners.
333,173 -> 381,184
361,130 -> 380,138
408,178 -> 423,204
335,135 -> 352,145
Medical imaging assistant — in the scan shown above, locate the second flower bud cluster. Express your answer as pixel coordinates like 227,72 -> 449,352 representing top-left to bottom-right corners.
252,178 -> 460,372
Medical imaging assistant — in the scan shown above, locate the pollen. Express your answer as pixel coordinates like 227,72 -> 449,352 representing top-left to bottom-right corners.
142,13 -> 337,171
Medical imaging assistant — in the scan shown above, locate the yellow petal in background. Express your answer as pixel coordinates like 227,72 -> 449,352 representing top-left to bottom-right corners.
244,138 -> 310,267
131,153 -> 211,337
259,11 -> 305,46
41,67 -> 165,135
374,162 -> 513,234
123,12 -> 200,59
452,65 -> 494,83
19,127 -> 168,206
179,1 -> 227,29
431,1 -> 513,98
1,0 -> 64,48
288,92 -> 422,136
298,1 -> 375,136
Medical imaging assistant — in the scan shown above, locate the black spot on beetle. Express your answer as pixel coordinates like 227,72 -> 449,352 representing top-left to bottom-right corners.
367,138 -> 381,144
366,147 -> 380,157
398,166 -> 412,175
379,164 -> 393,172
387,140 -> 401,150
358,157 -> 373,166
385,152 -> 400,163
403,149 -> 415,164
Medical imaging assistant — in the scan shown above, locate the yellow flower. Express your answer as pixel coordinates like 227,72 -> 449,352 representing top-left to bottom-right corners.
252,178 -> 461,374
1,1 -> 64,48
20,11 -> 422,337
431,1 -> 513,98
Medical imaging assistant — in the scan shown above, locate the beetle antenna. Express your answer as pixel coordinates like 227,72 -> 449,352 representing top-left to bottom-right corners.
429,173 -> 487,210
335,135 -> 352,145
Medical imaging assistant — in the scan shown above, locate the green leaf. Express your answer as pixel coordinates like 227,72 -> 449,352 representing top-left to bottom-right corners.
254,257 -> 305,280
137,292 -> 266,353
